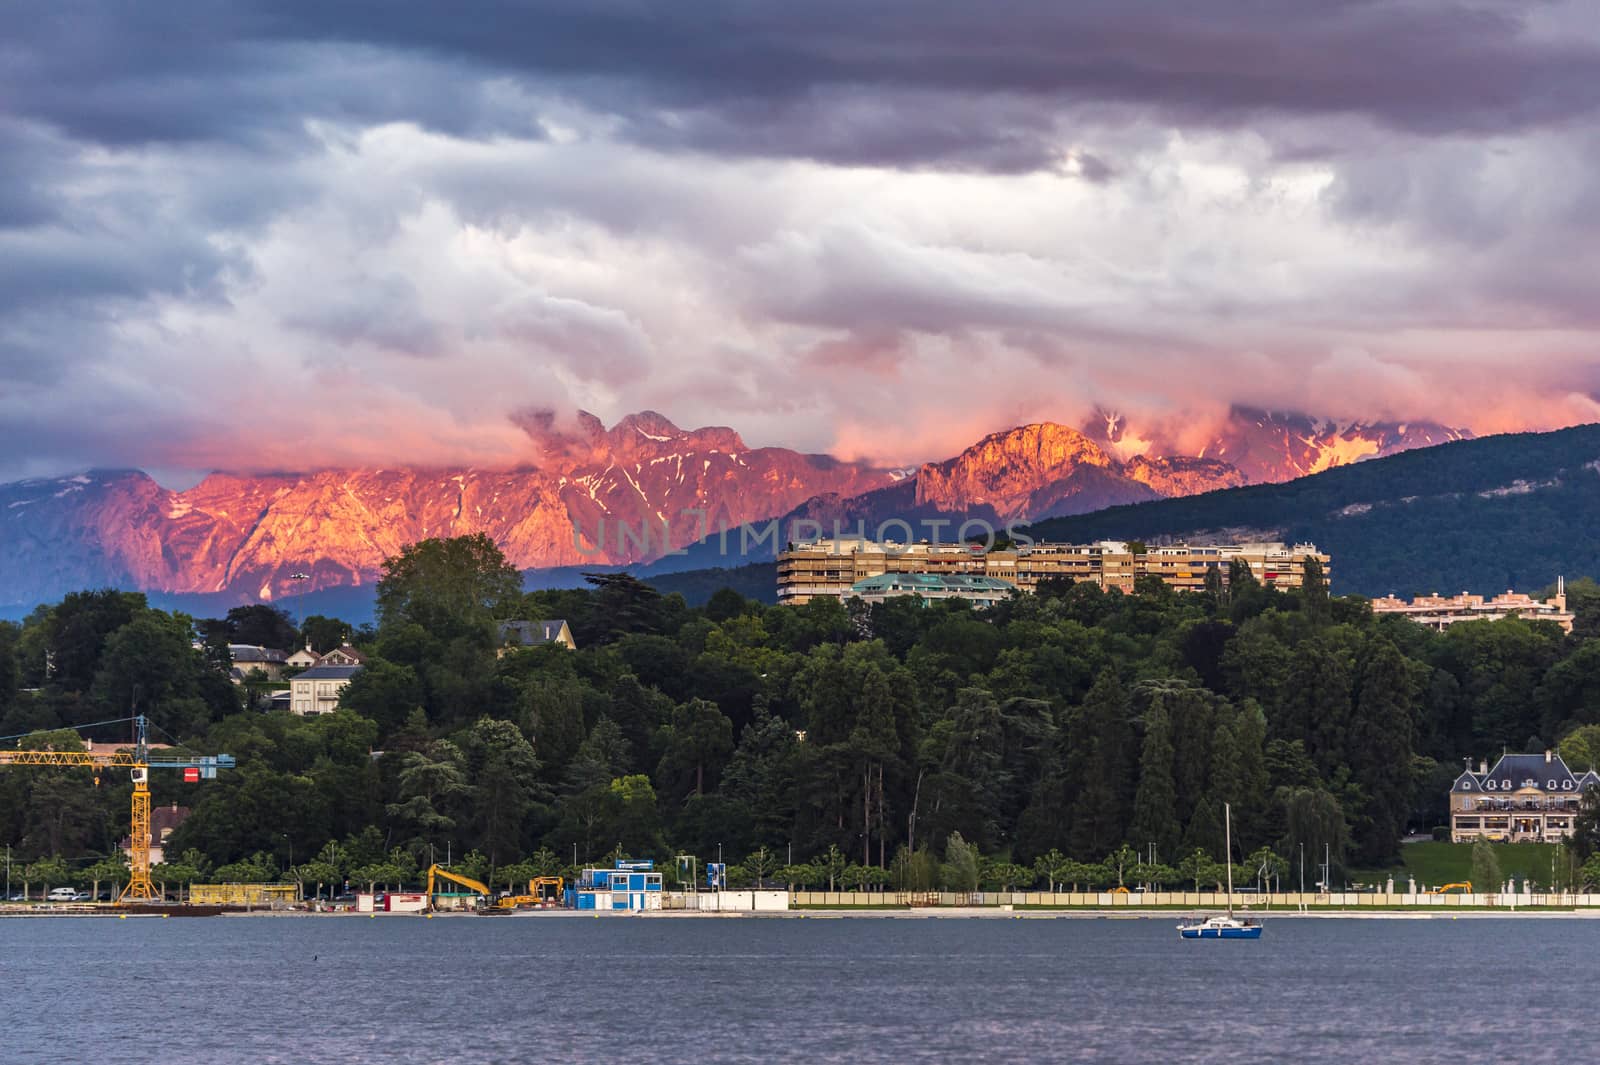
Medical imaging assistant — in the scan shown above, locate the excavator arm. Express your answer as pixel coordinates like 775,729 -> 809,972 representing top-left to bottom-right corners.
425,864 -> 491,910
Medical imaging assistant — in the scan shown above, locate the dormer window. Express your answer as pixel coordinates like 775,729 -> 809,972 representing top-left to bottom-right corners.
1486,780 -> 1496,791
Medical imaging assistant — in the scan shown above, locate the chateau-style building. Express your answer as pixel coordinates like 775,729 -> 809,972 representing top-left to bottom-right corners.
1450,751 -> 1599,843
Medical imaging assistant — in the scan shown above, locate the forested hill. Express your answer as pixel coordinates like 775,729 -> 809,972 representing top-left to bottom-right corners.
1025,424 -> 1600,597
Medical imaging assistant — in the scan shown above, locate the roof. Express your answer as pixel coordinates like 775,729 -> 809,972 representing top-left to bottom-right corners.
851,573 -> 1018,594
229,645 -> 287,663
498,619 -> 572,646
317,645 -> 367,664
292,664 -> 364,681
1455,752 -> 1583,793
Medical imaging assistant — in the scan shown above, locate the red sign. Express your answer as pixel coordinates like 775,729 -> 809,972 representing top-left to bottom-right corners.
183,767 -> 200,783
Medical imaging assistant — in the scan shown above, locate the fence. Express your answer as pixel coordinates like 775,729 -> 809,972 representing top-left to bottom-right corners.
789,889 -> 1600,909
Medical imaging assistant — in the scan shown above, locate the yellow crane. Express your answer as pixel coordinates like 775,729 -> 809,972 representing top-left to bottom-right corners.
424,863 -> 492,912
0,715 -> 235,903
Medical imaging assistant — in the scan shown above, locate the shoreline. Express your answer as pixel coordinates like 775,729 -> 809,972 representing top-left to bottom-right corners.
8,906 -> 1600,920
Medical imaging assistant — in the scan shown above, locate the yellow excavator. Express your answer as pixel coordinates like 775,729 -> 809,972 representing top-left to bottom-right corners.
496,876 -> 565,910
425,864 -> 493,913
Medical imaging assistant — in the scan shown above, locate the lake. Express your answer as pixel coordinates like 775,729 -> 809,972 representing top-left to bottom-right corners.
2,914 -> 1589,1063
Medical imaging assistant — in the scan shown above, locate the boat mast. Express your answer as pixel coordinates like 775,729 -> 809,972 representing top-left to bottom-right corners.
1224,801 -> 1233,918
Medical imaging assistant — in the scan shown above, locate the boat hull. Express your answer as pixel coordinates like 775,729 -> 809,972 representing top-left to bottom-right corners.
1179,925 -> 1262,939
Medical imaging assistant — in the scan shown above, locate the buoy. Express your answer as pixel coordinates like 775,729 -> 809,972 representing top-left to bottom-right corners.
118,914 -> 127,920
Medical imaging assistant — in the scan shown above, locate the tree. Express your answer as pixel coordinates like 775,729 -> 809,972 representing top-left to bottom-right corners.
778,863 -> 821,889
1470,840 -> 1502,893
1299,558 -> 1329,619
940,832 -> 981,892
1034,848 -> 1068,892
1279,787 -> 1349,887
1177,849 -> 1218,893
91,612 -> 201,719
1245,846 -> 1288,892
1347,637 -> 1421,863
816,844 -> 848,891
338,658 -> 425,738
1070,672 -> 1134,858
86,854 -> 130,901
1580,853 -> 1600,891
213,852 -> 280,883
981,861 -> 1036,891
22,855 -> 71,901
224,605 -> 298,651
704,588 -> 751,624
301,615 -> 353,654
1559,724 -> 1600,773
890,845 -> 939,892
1103,843 -> 1138,888
376,534 -> 521,636
1130,695 -> 1181,863
461,717 -> 549,867
1571,783 -> 1600,859
742,845 -> 778,886
656,699 -> 734,802
385,740 -> 468,849
40,590 -> 146,693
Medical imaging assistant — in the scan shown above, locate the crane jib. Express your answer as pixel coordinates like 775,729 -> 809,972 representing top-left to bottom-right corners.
0,715 -> 236,905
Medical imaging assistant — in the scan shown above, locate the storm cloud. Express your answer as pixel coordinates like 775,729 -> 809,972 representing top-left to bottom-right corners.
3,0 -> 1600,480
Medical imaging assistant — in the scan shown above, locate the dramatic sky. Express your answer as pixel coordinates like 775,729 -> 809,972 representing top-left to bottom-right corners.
5,0 -> 1600,483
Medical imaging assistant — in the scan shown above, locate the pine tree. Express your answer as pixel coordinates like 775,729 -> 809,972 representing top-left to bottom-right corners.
1069,671 -> 1134,858
1182,797 -> 1224,860
1347,638 -> 1420,864
1130,695 -> 1182,863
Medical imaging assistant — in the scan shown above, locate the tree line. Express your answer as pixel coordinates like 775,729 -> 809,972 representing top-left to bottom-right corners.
7,533 -> 1600,896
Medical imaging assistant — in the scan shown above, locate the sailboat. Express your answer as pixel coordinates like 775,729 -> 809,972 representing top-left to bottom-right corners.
1177,802 -> 1262,940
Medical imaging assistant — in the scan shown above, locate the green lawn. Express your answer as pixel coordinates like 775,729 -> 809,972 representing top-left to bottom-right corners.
1356,841 -> 1572,890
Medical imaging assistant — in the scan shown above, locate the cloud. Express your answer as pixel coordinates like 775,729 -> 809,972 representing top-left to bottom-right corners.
3,1 -> 1600,481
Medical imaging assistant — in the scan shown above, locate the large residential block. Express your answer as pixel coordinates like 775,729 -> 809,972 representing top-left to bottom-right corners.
1371,581 -> 1574,632
776,537 -> 1329,605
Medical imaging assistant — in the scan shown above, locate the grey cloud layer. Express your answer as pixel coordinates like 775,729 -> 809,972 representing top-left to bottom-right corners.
3,1 -> 1600,480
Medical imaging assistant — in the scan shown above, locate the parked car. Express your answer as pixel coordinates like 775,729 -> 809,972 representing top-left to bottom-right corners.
46,887 -> 80,902
7,893 -> 26,902
71,892 -> 94,902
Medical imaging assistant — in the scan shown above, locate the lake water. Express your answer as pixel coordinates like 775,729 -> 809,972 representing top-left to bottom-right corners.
2,914 -> 1590,1063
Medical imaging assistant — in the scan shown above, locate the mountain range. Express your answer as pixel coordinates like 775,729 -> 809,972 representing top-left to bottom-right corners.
0,406 -> 1467,610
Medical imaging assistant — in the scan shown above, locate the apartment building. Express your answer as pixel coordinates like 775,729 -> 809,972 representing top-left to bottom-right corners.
1371,581 -> 1574,633
1450,751 -> 1600,843
850,573 -> 1019,608
777,537 -> 1329,605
